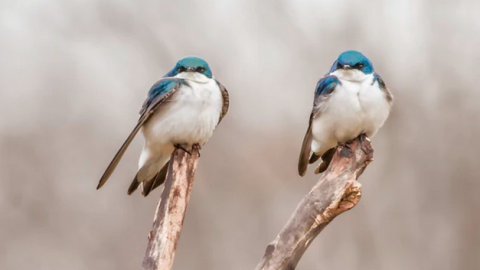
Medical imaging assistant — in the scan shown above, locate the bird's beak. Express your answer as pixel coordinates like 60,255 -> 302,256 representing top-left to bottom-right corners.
343,64 -> 352,70
186,67 -> 196,72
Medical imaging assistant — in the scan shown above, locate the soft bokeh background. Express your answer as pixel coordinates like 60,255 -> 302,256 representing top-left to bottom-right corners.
1,0 -> 480,269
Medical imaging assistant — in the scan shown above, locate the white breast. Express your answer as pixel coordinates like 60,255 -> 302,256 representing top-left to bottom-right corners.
311,79 -> 364,147
142,78 -> 223,148
310,72 -> 391,153
358,78 -> 391,137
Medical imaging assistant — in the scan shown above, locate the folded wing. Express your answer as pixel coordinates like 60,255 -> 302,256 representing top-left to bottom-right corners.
96,78 -> 185,190
298,75 -> 340,176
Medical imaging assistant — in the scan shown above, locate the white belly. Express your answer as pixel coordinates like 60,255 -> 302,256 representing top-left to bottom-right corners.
358,78 -> 392,137
311,73 -> 391,153
142,79 -> 223,149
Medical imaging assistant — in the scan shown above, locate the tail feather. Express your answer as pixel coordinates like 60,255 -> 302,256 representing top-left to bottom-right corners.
314,148 -> 335,174
141,178 -> 154,197
141,161 -> 170,197
127,158 -> 170,197
97,121 -> 145,190
127,176 -> 141,195
309,153 -> 321,164
149,161 -> 170,194
298,124 -> 313,176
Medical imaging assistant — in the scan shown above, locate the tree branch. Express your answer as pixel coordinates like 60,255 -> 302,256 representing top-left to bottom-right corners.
255,134 -> 374,270
142,146 -> 200,270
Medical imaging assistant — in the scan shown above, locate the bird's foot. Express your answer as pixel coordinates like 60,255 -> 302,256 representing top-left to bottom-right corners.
345,137 -> 357,145
338,141 -> 351,150
358,133 -> 369,142
192,143 -> 202,157
174,144 -> 192,155
341,133 -> 369,148
359,133 -> 373,155
174,143 -> 202,157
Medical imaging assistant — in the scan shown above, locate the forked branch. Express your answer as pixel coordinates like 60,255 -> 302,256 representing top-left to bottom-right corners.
255,134 -> 374,270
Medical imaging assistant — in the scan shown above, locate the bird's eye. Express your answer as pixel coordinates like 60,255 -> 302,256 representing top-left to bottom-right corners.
177,66 -> 186,72
354,63 -> 364,69
337,62 -> 342,69
196,67 -> 206,73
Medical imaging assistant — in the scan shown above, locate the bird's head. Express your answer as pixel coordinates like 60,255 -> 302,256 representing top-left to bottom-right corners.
329,50 -> 374,81
166,56 -> 213,82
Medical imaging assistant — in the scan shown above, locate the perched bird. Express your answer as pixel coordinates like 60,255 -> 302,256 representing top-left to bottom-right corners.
298,50 -> 393,176
97,56 -> 229,196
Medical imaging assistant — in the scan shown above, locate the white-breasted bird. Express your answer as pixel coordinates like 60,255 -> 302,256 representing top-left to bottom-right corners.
298,50 -> 393,176
97,56 -> 229,196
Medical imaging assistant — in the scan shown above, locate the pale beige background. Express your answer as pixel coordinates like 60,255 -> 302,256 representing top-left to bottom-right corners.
1,0 -> 479,269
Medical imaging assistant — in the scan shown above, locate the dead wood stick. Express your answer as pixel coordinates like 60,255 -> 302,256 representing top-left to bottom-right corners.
255,135 -> 374,270
142,146 -> 200,270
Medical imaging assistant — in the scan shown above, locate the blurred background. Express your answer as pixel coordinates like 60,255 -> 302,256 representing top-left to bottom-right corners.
1,0 -> 480,269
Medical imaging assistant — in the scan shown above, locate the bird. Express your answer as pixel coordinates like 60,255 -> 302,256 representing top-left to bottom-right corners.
298,50 -> 393,176
97,56 -> 229,196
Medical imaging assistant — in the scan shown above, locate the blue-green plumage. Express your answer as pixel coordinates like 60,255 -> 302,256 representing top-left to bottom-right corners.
165,56 -> 213,78
148,79 -> 182,98
141,79 -> 188,115
315,75 -> 341,97
329,50 -> 374,74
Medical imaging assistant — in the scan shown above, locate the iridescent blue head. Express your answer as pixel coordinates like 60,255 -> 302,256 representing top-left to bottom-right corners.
329,50 -> 374,74
165,56 -> 213,79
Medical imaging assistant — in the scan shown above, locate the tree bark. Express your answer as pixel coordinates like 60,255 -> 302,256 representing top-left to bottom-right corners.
142,146 -> 200,270
255,134 -> 374,270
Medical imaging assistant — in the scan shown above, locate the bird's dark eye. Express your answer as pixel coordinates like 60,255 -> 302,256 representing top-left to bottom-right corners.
196,67 -> 206,73
354,63 -> 364,69
177,66 -> 186,72
337,62 -> 342,69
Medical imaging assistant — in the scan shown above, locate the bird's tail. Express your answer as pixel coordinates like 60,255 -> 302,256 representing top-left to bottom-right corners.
314,148 -> 335,174
128,153 -> 170,197
141,161 -> 170,197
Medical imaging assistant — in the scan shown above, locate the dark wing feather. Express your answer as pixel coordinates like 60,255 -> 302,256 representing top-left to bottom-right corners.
141,161 -> 170,197
127,173 -> 141,195
309,151 -> 321,164
314,148 -> 335,174
298,75 -> 340,176
298,112 -> 314,176
215,80 -> 229,124
96,78 -> 184,190
373,73 -> 393,104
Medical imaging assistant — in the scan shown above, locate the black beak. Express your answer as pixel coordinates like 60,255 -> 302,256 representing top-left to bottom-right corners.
343,64 -> 352,70
186,67 -> 196,72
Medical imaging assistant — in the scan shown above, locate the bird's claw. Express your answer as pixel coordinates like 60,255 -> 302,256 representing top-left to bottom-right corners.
358,133 -> 371,142
174,144 -> 192,155
192,143 -> 202,157
340,133 -> 369,148
174,143 -> 202,157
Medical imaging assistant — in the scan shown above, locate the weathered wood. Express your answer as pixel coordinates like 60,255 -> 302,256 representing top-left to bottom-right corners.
255,135 -> 373,270
142,146 -> 200,270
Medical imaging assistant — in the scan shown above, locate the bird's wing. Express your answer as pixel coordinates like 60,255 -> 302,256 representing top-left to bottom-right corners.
97,78 -> 185,190
215,80 -> 230,125
298,75 -> 340,176
298,112 -> 315,177
373,73 -> 394,104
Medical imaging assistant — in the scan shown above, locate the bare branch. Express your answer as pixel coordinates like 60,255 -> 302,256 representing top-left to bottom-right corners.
255,135 -> 373,270
142,146 -> 200,270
